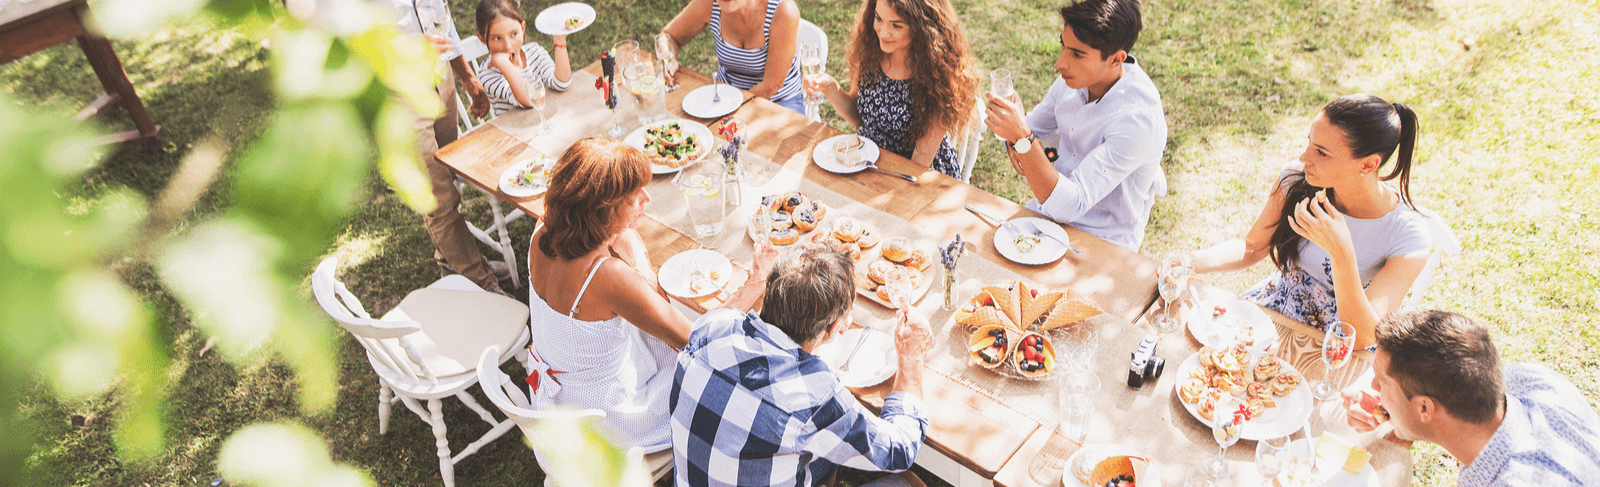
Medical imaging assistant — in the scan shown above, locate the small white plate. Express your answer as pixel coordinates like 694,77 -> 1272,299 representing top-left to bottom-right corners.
498,155 -> 556,198
993,217 -> 1070,265
1173,350 -> 1315,441
681,83 -> 743,119
1312,438 -> 1381,487
814,327 -> 898,388
659,249 -> 732,298
811,134 -> 882,174
623,119 -> 715,174
533,2 -> 595,36
1062,443 -> 1144,487
1185,297 -> 1278,352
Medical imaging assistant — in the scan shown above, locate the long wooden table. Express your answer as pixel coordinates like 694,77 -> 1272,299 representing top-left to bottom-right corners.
437,62 -> 1411,486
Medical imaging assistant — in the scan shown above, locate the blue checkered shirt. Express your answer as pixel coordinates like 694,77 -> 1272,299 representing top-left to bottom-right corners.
1457,364 -> 1600,486
670,309 -> 927,487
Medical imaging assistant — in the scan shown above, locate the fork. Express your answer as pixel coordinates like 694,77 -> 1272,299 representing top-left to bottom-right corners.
1019,220 -> 1085,256
689,259 -> 732,302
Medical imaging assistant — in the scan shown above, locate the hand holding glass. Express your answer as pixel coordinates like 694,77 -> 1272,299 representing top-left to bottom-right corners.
655,33 -> 680,91
1155,254 -> 1192,334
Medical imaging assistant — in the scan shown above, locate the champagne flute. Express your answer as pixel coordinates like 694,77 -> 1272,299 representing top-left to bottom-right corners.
1312,321 -> 1356,401
989,68 -> 1014,141
1255,435 -> 1291,485
1204,395 -> 1242,479
528,80 -> 551,135
1155,254 -> 1192,334
800,43 -> 825,121
655,33 -> 680,92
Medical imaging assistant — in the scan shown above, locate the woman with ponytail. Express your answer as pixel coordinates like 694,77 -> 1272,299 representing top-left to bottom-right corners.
1181,94 -> 1433,349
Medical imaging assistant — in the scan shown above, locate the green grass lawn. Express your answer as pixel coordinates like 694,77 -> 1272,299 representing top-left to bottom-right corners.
6,0 -> 1596,485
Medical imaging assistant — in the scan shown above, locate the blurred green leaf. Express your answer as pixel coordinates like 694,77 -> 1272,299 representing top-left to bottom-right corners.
232,103 -> 369,268
346,25 -> 443,117
90,0 -> 209,39
375,100 -> 437,213
218,422 -> 374,487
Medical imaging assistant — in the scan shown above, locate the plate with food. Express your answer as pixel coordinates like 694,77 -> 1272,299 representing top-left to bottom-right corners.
533,2 -> 595,35
813,326 -> 898,388
1311,433 -> 1382,487
749,191 -> 831,247
1173,347 -> 1314,440
992,217 -> 1070,265
1064,443 -> 1150,487
811,134 -> 882,174
498,155 -> 556,198
624,119 -> 714,174
1185,297 -> 1277,352
957,280 -> 1105,380
848,236 -> 939,309
659,249 -> 732,299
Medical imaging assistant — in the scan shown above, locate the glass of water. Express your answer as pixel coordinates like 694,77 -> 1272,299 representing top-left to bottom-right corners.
677,161 -> 727,237
1058,369 -> 1099,441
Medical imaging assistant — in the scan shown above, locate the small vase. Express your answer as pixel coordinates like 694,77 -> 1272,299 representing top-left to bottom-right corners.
941,269 -> 961,311
723,158 -> 743,206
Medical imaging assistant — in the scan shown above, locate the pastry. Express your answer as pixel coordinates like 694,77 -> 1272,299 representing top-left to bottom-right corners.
1244,396 -> 1268,418
781,191 -> 807,212
1253,356 -> 1281,382
762,194 -> 785,212
840,244 -> 862,261
1197,390 -> 1224,421
968,326 -> 1017,368
812,232 -> 840,246
1178,378 -> 1208,404
769,227 -> 800,245
1198,348 -> 1218,369
866,260 -> 904,285
642,122 -> 706,167
1271,372 -> 1301,396
875,285 -> 894,302
1213,371 -> 1247,395
853,265 -> 876,291
1248,381 -> 1273,399
1215,351 -> 1244,374
1188,364 -> 1214,381
792,206 -> 819,232
902,267 -> 922,284
902,249 -> 933,271
981,283 -> 1024,327
1041,296 -> 1103,330
856,228 -> 881,249
806,200 -> 828,221
1013,332 -> 1055,378
769,211 -> 793,230
831,218 -> 864,243
881,237 -> 913,263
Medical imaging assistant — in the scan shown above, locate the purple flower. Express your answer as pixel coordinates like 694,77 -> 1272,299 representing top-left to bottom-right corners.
940,234 -> 970,271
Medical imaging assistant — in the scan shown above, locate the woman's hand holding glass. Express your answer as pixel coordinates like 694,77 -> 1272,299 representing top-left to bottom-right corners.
802,72 -> 839,102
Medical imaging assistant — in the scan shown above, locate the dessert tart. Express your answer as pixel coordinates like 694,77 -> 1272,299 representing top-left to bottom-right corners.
755,191 -> 828,246
968,325 -> 1018,369
1013,332 -> 1055,378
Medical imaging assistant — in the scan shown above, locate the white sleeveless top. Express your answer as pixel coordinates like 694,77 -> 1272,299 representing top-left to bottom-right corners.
526,254 -> 675,452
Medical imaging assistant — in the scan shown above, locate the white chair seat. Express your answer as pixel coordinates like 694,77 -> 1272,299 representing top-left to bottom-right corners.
379,288 -> 529,377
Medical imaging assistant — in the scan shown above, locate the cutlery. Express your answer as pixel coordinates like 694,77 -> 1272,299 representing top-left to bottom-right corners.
838,321 -> 875,373
963,204 -> 1025,235
1019,220 -> 1085,256
865,161 -> 917,182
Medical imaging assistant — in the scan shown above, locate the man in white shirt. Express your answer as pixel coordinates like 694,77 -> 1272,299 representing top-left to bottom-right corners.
985,0 -> 1167,252
375,0 -> 508,295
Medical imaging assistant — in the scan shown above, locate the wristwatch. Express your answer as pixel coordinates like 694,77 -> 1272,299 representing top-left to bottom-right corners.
1011,132 -> 1036,154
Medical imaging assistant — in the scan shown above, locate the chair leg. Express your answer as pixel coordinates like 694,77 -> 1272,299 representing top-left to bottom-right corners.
378,382 -> 392,435
486,195 -> 520,288
429,399 -> 456,487
456,391 -> 500,425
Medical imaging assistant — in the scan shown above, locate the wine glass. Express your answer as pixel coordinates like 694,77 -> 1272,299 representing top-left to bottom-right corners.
527,80 -> 551,135
1204,395 -> 1242,479
989,68 -> 1014,141
748,205 -> 772,246
655,33 -> 680,92
1255,435 -> 1290,485
1312,321 -> 1356,401
1283,430 -> 1317,486
799,43 -> 825,121
1155,254 -> 1192,334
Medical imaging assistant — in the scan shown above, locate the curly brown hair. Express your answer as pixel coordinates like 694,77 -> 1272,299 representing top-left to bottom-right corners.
536,137 -> 651,260
846,0 -> 979,142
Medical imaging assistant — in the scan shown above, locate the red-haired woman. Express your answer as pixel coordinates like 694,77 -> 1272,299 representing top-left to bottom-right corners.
803,0 -> 978,178
523,137 -> 772,457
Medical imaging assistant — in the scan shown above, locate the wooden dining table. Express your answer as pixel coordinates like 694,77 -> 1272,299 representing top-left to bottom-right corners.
436,61 -> 1412,487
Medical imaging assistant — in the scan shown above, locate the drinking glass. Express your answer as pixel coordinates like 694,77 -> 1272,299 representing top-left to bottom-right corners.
1204,395 -> 1242,479
678,161 -> 727,237
627,62 -> 666,124
1312,321 -> 1356,401
1155,254 -> 1192,334
1058,370 -> 1099,441
1283,431 -> 1317,486
655,33 -> 680,92
527,80 -> 551,135
611,39 -> 642,69
1183,465 -> 1223,487
1058,323 -> 1099,372
799,43 -> 825,121
1256,435 -> 1291,485
748,205 -> 772,245
989,68 -> 1014,141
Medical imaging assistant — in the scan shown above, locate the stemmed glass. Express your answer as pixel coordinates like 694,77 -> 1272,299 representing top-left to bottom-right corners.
1155,254 -> 1192,335
655,33 -> 680,92
1312,321 -> 1356,401
1204,395 -> 1242,479
527,80 -> 551,135
607,40 -> 641,138
1255,435 -> 1291,485
989,68 -> 1014,141
799,43 -> 825,121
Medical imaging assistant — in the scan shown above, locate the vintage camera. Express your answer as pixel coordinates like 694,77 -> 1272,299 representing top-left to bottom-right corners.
1126,334 -> 1165,389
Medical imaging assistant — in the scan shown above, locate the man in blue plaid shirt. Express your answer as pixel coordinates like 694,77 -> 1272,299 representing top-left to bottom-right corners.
670,244 -> 935,487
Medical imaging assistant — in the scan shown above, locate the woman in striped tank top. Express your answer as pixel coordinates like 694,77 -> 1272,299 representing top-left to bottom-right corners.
659,0 -> 806,114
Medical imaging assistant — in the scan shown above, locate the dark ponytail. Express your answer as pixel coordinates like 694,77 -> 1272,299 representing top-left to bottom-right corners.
1267,94 -> 1419,274
475,0 -> 523,39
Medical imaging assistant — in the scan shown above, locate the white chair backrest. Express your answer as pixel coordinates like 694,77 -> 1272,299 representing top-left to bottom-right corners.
477,345 -> 606,480
455,35 -> 495,133
312,257 -> 442,386
797,19 -> 827,66
956,94 -> 987,183
1403,206 -> 1461,308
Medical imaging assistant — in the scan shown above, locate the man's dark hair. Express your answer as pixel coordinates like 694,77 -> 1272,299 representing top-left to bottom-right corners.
1376,310 -> 1504,424
759,245 -> 855,346
1059,0 -> 1142,59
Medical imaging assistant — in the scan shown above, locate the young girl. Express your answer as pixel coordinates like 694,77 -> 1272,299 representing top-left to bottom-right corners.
475,0 -> 573,117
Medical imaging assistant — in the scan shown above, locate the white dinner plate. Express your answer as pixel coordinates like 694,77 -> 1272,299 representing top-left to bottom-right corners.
681,83 -> 743,119
1185,297 -> 1277,352
814,326 -> 898,388
992,217 -> 1070,265
658,249 -> 732,298
1062,443 -> 1145,487
1173,350 -> 1314,441
533,2 -> 596,36
622,119 -> 715,175
810,134 -> 882,174
498,155 -> 556,198
1311,437 -> 1381,487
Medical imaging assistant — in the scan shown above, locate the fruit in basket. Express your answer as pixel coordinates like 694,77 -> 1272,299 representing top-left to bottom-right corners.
968,326 -> 1017,368
1041,296 -> 1104,330
1013,332 -> 1055,378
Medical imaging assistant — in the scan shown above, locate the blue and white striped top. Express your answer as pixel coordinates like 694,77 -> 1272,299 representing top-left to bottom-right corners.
478,42 -> 570,117
709,0 -> 803,104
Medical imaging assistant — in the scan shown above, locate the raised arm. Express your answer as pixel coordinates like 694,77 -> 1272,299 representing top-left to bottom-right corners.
1288,196 -> 1431,349
746,0 -> 800,100
806,72 -> 860,127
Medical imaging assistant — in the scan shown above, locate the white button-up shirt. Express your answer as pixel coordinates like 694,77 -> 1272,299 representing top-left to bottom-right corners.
373,0 -> 463,61
1024,58 -> 1167,252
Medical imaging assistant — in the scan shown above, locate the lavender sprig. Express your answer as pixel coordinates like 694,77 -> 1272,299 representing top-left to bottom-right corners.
720,135 -> 744,171
940,234 -> 972,272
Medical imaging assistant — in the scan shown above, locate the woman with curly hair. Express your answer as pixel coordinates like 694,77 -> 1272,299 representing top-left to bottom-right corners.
803,0 -> 978,179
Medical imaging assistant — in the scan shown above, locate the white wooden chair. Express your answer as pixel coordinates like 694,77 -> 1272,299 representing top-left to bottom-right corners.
955,94 -> 987,183
476,345 -> 609,486
449,35 -> 528,288
311,257 -> 533,487
1403,206 -> 1462,309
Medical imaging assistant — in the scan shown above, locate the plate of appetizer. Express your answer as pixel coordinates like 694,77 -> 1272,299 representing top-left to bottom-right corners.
749,191 -> 831,246
1064,443 -> 1150,487
992,217 -> 1070,265
1185,297 -> 1277,353
957,280 -> 1105,380
624,119 -> 713,174
1174,346 -> 1314,440
814,326 -> 898,388
498,155 -> 556,198
659,249 -> 732,299
533,2 -> 595,35
811,134 -> 882,174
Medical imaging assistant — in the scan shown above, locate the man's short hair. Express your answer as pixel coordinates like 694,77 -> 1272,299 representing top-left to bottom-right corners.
759,244 -> 855,346
1376,310 -> 1504,423
1059,0 -> 1142,59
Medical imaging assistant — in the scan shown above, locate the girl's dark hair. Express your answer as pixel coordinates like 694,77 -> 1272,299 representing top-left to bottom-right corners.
475,0 -> 523,38
1268,94 -> 1419,273
847,0 -> 979,142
